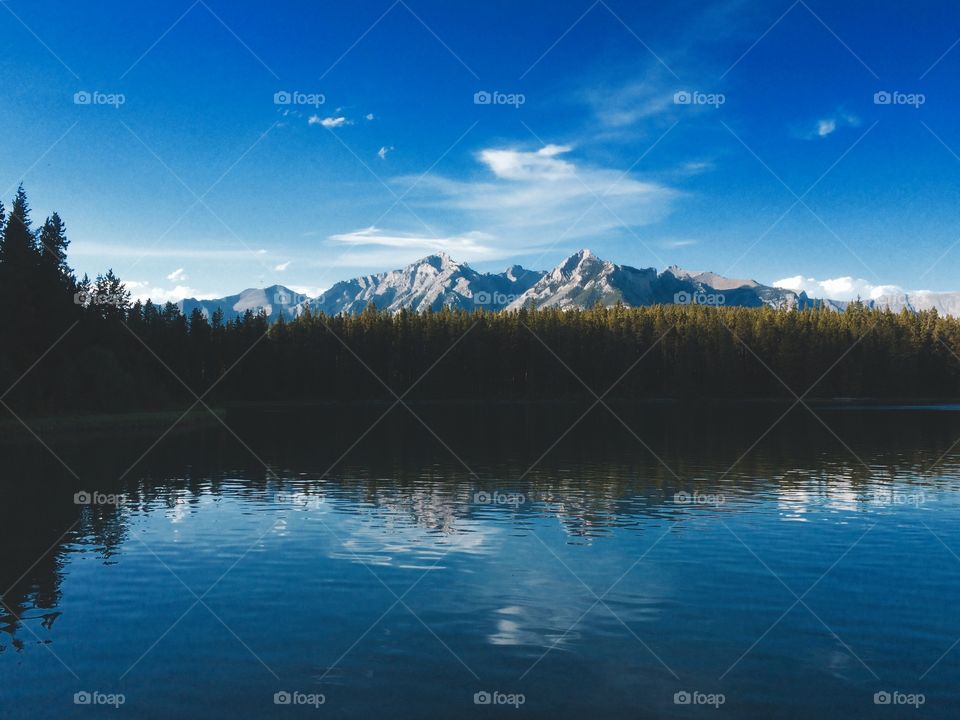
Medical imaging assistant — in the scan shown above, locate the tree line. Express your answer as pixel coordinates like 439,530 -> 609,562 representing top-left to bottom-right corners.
2,186 -> 960,417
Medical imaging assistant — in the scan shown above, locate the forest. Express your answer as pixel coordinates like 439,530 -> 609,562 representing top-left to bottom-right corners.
2,186 -> 960,418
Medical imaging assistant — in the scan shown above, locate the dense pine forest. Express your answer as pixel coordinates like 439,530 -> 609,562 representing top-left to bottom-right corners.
2,186 -> 960,417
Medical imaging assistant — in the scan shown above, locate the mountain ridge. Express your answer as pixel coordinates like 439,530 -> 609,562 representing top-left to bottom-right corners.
174,250 -> 960,321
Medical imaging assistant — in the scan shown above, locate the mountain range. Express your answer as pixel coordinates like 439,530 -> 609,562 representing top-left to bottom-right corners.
176,250 -> 960,321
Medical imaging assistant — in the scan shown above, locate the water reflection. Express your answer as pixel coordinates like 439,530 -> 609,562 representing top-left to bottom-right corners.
1,404 -> 960,718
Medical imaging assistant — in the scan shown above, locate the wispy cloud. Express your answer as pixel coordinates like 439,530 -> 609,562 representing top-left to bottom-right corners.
317,142 -> 679,269
378,145 -> 394,160
166,267 -> 187,282
328,226 -> 497,265
398,142 -> 678,251
71,242 -> 273,260
274,261 -> 291,271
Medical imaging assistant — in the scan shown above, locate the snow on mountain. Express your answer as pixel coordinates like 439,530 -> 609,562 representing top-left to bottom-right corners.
172,251 -> 959,320
506,250 -> 810,311
302,253 -> 546,315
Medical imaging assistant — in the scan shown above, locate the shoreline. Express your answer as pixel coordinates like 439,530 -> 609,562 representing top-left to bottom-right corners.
3,398 -> 959,439
0,408 -> 226,441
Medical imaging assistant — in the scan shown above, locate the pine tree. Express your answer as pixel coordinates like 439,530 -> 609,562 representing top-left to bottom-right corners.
38,213 -> 74,291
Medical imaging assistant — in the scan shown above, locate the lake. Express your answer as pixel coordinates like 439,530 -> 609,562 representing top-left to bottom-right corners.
2,403 -> 959,718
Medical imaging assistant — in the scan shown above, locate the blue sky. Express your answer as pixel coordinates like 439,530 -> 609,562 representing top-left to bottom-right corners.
2,0 -> 959,301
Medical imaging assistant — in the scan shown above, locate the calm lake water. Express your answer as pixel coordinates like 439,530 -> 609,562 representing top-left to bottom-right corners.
2,404 -> 960,718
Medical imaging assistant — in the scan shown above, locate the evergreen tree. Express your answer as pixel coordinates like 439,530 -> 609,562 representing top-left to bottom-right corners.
38,213 -> 74,291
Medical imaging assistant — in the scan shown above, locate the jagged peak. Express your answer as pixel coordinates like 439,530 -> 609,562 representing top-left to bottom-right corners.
557,248 -> 600,275
409,251 -> 462,272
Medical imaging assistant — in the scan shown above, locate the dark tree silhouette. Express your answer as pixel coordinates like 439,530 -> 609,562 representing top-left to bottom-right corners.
2,186 -> 960,418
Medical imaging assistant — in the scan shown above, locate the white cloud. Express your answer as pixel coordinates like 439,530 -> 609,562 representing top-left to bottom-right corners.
378,145 -> 394,160
310,115 -> 349,128
126,281 -> 216,304
274,261 -> 291,271
166,267 -> 187,282
289,285 -> 327,299
366,113 -> 375,121
774,275 -> 866,300
478,144 -> 575,181
817,119 -> 837,137
773,275 -> 900,301
801,111 -> 860,140
772,275 -> 960,315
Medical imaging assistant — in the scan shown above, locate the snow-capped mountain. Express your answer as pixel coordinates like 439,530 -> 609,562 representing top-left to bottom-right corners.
175,250 -> 960,321
504,249 -> 810,311
301,252 -> 546,315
